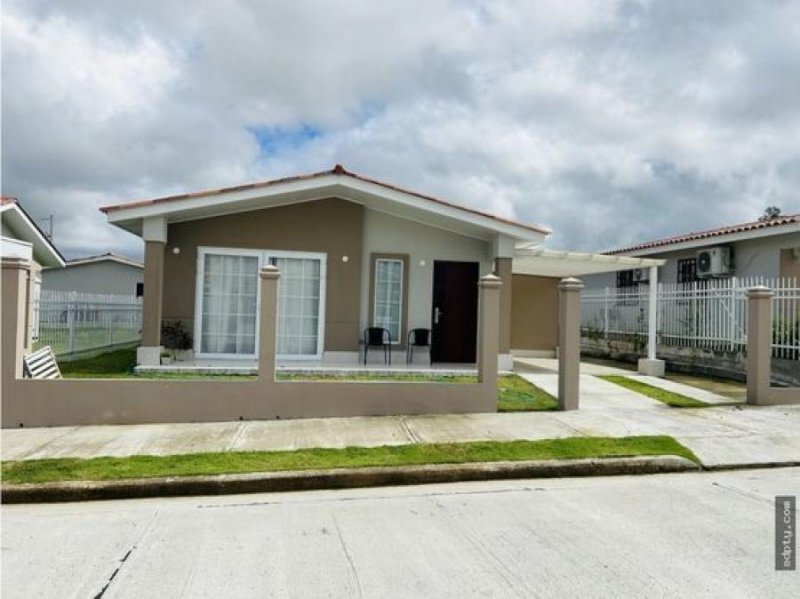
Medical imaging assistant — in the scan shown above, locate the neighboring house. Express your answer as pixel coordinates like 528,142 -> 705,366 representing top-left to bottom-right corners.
584,213 -> 800,289
1,197 -> 65,350
42,253 -> 144,296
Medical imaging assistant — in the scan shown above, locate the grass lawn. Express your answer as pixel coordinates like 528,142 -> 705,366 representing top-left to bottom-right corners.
58,349 -> 558,411
1,435 -> 698,484
35,327 -> 139,356
598,375 -> 710,408
59,348 -> 139,377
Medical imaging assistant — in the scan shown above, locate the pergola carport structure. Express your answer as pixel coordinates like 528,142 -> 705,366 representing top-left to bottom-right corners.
512,247 -> 666,395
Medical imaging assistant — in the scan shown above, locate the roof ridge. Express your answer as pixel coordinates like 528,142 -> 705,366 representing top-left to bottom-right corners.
99,165 -> 551,236
608,212 -> 800,254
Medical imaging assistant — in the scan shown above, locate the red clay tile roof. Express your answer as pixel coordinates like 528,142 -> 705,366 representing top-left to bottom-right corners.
609,213 -> 800,254
100,165 -> 550,235
1,196 -> 18,206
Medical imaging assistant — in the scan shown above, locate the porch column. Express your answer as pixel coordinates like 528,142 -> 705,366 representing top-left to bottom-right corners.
558,277 -> 583,410
477,273 -> 501,388
494,257 -> 513,370
637,265 -> 665,376
746,286 -> 773,405
138,217 -> 167,366
258,265 -> 279,383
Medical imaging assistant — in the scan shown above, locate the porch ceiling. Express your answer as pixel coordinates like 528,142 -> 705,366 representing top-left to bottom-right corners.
512,247 -> 665,278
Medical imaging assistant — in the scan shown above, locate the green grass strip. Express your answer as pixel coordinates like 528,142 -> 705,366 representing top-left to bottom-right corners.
598,375 -> 710,408
498,375 -> 559,411
1,436 -> 698,484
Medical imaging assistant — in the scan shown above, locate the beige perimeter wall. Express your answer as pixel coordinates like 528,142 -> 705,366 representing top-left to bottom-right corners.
510,274 -> 559,351
2,259 -> 499,427
163,197 -> 364,352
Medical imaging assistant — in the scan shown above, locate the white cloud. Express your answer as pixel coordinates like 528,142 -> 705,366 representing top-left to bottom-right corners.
2,0 -> 799,260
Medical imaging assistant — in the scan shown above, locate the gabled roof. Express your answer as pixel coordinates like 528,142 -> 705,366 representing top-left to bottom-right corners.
64,253 -> 143,269
0,197 -> 65,268
101,165 -> 550,243
608,213 -> 800,256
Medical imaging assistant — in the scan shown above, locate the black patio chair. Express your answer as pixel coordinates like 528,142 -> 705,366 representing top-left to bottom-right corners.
406,328 -> 432,365
363,327 -> 392,365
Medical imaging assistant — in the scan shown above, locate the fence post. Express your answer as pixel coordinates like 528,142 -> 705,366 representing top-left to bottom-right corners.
477,274 -> 501,389
107,301 -> 113,347
67,291 -> 77,356
258,265 -> 279,384
747,286 -> 773,405
603,287 -> 610,339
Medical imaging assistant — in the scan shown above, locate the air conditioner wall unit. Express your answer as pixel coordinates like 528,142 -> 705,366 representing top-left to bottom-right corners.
696,247 -> 732,277
632,268 -> 649,283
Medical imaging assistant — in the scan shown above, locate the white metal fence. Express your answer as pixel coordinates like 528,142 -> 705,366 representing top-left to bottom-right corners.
581,277 -> 800,358
34,290 -> 143,359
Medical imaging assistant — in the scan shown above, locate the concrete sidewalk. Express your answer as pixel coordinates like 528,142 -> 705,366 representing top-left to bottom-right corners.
3,403 -> 799,469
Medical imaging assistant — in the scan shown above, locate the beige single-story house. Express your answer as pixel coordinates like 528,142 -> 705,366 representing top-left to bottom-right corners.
101,166 -> 663,370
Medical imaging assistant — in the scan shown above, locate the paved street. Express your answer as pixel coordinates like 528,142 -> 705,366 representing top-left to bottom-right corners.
3,468 -> 798,598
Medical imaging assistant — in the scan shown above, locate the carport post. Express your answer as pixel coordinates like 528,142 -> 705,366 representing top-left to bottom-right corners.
637,265 -> 665,376
558,277 -> 584,410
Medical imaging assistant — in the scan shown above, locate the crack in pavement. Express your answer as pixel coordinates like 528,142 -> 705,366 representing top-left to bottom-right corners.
398,416 -> 422,443
91,509 -> 160,598
332,511 -> 363,598
93,545 -> 135,599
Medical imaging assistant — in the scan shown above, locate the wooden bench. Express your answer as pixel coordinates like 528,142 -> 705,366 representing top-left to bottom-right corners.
23,346 -> 62,379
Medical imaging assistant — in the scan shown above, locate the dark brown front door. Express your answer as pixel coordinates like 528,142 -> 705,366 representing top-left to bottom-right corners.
431,261 -> 479,363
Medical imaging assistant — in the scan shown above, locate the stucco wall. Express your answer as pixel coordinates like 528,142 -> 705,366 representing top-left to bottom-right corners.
162,198 -> 364,352
510,274 -> 559,351
780,248 -> 800,281
42,262 -> 143,295
359,209 -> 492,336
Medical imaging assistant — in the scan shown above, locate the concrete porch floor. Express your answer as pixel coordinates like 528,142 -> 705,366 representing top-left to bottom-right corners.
136,357 -> 482,376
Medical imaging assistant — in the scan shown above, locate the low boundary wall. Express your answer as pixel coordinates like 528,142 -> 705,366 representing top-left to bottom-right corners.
2,260 -> 499,427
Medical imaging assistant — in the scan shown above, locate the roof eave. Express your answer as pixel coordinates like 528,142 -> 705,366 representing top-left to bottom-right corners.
611,222 -> 800,256
103,172 -> 549,243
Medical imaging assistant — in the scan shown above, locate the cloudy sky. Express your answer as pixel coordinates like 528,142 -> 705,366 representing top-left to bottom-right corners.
3,0 -> 799,260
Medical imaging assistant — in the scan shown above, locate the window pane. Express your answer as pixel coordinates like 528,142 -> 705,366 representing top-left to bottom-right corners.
200,254 -> 259,355
374,259 -> 403,342
272,256 -> 322,356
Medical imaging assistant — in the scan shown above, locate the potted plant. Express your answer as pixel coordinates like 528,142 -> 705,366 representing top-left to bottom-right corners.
161,320 -> 194,362
160,350 -> 173,366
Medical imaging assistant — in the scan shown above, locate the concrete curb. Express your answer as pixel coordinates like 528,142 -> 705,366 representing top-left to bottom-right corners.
1,455 -> 698,504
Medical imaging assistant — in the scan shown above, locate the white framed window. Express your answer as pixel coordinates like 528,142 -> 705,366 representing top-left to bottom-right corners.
373,258 -> 403,343
195,247 -> 326,360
